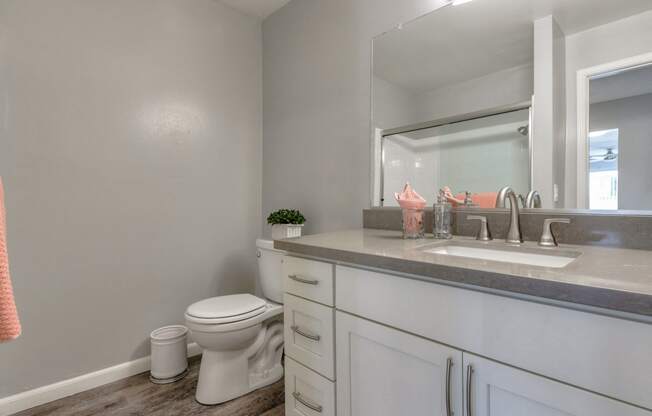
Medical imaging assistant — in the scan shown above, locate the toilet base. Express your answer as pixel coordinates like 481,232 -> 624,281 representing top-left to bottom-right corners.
195,353 -> 283,405
195,319 -> 284,405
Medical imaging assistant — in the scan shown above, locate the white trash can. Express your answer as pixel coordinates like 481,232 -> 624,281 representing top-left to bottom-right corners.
150,325 -> 189,384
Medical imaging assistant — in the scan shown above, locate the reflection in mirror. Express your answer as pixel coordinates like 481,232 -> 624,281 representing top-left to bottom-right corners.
584,64 -> 652,210
372,0 -> 535,208
372,2 -> 533,131
372,0 -> 652,212
381,108 -> 531,207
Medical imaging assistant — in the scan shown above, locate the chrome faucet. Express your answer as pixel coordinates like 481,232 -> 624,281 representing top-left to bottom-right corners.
496,187 -> 542,209
495,187 -> 523,244
525,190 -> 542,208
495,186 -> 514,208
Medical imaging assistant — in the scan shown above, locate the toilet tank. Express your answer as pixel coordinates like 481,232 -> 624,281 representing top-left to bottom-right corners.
256,239 -> 285,304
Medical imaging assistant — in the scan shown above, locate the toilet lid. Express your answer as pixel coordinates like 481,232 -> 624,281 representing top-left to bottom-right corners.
186,294 -> 267,320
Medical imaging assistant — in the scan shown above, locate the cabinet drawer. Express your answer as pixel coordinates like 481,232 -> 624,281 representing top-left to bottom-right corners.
285,357 -> 335,416
284,293 -> 335,379
283,256 -> 334,306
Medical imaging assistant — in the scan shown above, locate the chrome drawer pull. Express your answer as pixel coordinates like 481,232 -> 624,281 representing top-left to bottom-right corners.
291,325 -> 321,341
445,358 -> 453,416
293,391 -> 323,413
288,274 -> 319,285
466,364 -> 474,416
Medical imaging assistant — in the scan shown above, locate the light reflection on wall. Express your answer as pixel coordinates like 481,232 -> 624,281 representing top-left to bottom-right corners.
143,104 -> 203,143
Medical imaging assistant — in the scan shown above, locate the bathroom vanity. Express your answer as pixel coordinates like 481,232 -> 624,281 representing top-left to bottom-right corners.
277,229 -> 652,416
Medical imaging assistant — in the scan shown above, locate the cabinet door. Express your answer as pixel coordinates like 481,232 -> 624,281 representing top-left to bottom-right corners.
463,353 -> 652,416
336,311 -> 463,416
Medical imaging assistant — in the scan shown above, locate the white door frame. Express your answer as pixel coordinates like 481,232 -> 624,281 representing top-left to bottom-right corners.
576,52 -> 652,208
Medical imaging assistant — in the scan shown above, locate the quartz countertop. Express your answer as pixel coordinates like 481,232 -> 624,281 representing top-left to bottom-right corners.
274,229 -> 652,317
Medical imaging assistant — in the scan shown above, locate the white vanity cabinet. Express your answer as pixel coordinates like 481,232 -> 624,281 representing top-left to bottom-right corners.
334,313 -> 651,416
336,311 -> 463,416
282,256 -> 652,415
464,353 -> 651,416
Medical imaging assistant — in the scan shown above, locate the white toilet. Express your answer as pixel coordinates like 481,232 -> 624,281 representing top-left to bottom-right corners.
185,239 -> 285,405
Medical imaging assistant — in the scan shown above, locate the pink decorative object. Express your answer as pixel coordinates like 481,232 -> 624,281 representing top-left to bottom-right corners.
395,183 -> 427,239
0,177 -> 21,343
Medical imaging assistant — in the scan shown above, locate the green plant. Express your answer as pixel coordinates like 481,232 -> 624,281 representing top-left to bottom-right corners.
267,209 -> 306,225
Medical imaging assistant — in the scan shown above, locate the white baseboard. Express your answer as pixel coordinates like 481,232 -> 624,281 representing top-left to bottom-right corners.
0,343 -> 202,416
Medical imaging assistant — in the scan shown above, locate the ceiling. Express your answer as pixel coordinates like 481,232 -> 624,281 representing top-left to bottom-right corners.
219,0 -> 291,20
374,0 -> 652,92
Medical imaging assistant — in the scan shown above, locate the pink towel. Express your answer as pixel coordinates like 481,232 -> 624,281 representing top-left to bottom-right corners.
0,177 -> 21,342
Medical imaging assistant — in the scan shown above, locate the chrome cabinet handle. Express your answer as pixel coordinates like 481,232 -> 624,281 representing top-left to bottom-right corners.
466,365 -> 474,416
288,274 -> 319,285
293,391 -> 323,413
291,325 -> 321,341
445,358 -> 453,416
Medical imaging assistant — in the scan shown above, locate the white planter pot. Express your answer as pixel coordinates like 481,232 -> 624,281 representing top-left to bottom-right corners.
271,224 -> 304,240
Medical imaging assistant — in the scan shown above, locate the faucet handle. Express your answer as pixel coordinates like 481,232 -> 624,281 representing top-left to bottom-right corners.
467,215 -> 492,241
539,218 -> 571,247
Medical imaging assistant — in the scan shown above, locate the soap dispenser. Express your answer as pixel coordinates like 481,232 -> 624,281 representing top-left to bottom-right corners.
433,189 -> 452,239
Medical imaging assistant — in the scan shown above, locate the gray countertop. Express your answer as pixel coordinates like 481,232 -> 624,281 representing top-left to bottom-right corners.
274,229 -> 652,317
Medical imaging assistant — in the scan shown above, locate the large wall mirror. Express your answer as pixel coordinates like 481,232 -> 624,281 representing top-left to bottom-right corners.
371,0 -> 652,212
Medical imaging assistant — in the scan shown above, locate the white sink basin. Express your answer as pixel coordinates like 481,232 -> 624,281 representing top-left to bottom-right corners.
423,245 -> 577,268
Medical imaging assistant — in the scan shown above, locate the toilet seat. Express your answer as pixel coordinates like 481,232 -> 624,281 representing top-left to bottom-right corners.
185,294 -> 269,325
185,302 -> 282,333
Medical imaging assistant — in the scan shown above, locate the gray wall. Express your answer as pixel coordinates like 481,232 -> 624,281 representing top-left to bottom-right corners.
564,10 -> 652,207
590,93 -> 652,210
372,75 -> 421,130
0,0 -> 262,398
414,64 -> 533,124
262,0 -> 449,236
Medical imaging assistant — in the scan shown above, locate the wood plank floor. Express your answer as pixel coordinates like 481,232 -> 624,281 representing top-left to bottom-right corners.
14,357 -> 285,416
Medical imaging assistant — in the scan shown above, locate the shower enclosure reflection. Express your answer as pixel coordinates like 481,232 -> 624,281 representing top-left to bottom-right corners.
380,108 -> 531,207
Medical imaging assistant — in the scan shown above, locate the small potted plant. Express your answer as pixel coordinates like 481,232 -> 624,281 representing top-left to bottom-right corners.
267,209 -> 306,240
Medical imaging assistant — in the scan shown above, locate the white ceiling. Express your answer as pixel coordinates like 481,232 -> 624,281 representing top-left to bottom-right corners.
374,0 -> 652,92
219,0 -> 291,20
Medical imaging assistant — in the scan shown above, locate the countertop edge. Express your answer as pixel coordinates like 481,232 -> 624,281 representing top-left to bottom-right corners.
274,239 -> 652,318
